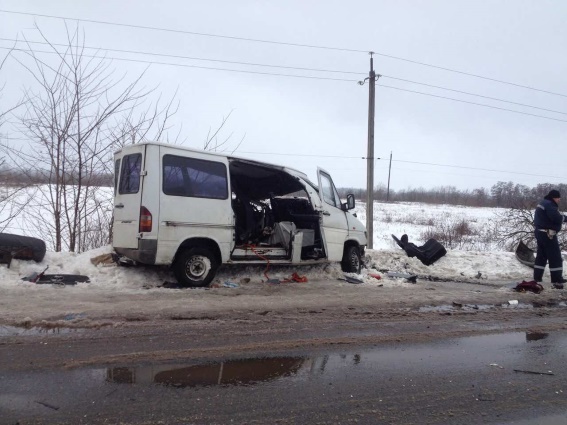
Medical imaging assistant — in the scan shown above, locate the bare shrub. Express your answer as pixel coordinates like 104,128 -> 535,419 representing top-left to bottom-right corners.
491,198 -> 567,252
420,217 -> 493,251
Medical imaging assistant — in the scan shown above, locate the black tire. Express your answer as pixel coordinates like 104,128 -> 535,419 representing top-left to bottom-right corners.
0,233 -> 46,262
173,247 -> 219,287
341,245 -> 361,273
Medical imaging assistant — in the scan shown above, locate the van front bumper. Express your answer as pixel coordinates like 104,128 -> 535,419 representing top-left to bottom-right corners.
114,239 -> 157,265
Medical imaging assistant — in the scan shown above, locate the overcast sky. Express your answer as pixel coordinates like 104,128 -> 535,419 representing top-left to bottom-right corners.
1,0 -> 566,192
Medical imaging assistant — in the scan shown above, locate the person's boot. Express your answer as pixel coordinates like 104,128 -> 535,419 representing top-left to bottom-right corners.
552,278 -> 566,289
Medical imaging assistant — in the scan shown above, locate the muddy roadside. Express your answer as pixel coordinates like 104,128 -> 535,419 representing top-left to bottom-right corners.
1,278 -> 567,372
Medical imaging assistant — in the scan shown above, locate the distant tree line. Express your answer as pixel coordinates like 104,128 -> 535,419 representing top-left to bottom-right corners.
339,182 -> 567,209
0,166 -> 113,187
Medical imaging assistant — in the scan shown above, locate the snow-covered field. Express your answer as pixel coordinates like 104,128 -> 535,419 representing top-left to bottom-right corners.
353,201 -> 499,250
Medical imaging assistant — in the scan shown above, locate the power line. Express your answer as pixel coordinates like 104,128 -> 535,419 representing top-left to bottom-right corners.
380,75 -> 567,116
0,46 -> 359,83
2,132 -> 564,180
3,38 -> 566,117
0,38 -> 365,76
0,9 -> 368,53
4,46 -> 567,124
377,83 -> 567,123
379,158 -> 566,180
2,8 -> 567,98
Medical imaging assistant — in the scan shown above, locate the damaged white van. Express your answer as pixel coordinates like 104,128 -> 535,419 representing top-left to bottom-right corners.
112,142 -> 367,287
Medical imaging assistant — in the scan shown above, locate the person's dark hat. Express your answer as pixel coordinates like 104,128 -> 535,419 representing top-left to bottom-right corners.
547,189 -> 561,199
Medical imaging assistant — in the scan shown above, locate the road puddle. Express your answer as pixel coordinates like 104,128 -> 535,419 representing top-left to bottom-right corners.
3,332 -> 567,423
106,356 -> 306,387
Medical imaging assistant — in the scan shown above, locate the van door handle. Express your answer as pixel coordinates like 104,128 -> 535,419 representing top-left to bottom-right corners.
322,210 -> 331,216
115,203 -> 124,209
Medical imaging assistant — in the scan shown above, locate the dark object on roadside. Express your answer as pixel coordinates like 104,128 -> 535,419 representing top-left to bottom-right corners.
391,234 -> 447,266
515,240 -> 535,268
338,275 -> 364,284
386,271 -> 418,283
0,233 -> 46,267
514,280 -> 544,294
22,267 -> 90,285
513,369 -> 554,376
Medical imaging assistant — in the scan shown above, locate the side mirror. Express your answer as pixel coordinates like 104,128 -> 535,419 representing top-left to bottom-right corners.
342,194 -> 356,211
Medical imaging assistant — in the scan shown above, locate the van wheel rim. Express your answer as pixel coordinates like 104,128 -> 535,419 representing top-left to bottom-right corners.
350,252 -> 359,269
186,255 -> 211,279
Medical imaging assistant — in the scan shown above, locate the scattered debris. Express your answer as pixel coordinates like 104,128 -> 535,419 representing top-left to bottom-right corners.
386,271 -> 418,283
489,363 -> 504,369
514,280 -> 544,294
391,234 -> 447,266
369,273 -> 381,280
90,253 -> 119,267
513,369 -> 554,376
35,400 -> 60,411
21,266 -> 90,285
338,275 -> 364,284
264,272 -> 308,284
507,300 -> 519,305
515,240 -> 535,268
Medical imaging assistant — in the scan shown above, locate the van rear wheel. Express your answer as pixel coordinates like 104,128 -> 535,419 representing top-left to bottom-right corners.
174,247 -> 219,287
341,245 -> 361,273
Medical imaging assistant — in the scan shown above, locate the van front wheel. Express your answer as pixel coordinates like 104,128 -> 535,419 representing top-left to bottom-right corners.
341,245 -> 361,273
174,247 -> 219,287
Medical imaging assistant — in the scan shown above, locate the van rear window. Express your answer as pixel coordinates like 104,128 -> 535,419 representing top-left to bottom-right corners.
114,159 -> 121,194
119,154 -> 142,194
163,155 -> 228,199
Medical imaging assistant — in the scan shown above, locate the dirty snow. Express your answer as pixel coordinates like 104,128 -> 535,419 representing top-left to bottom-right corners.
0,201 -> 561,325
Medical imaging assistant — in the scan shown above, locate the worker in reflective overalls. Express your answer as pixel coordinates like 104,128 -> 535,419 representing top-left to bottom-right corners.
533,189 -> 567,289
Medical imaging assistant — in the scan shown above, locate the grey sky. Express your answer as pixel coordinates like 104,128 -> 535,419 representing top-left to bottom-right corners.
1,0 -> 566,191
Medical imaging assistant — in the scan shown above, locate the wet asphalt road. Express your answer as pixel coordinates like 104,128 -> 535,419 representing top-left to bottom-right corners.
2,330 -> 567,424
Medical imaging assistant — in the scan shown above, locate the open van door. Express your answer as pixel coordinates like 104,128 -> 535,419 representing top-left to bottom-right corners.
316,167 -> 348,261
113,145 -> 146,249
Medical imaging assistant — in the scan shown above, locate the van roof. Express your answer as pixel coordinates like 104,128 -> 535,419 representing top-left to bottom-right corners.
115,141 -> 314,183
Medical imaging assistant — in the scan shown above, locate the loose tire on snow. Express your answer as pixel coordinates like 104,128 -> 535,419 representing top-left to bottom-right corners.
0,233 -> 46,262
341,245 -> 361,274
173,247 -> 219,287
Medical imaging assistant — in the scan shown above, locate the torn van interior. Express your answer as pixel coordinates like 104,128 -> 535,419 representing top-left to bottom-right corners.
229,159 -> 325,261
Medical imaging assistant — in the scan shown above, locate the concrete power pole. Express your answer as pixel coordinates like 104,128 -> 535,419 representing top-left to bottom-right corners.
365,53 -> 376,249
386,151 -> 392,202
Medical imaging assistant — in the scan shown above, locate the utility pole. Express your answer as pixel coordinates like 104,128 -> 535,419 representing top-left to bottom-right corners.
386,151 -> 392,202
365,53 -> 376,249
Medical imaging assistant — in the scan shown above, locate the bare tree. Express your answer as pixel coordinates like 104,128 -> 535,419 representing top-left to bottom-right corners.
203,109 -> 246,154
0,24 -> 178,252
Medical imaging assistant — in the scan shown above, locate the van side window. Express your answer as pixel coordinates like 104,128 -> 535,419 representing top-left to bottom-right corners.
119,154 -> 142,194
114,159 -> 121,195
319,172 -> 340,208
163,155 -> 228,200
